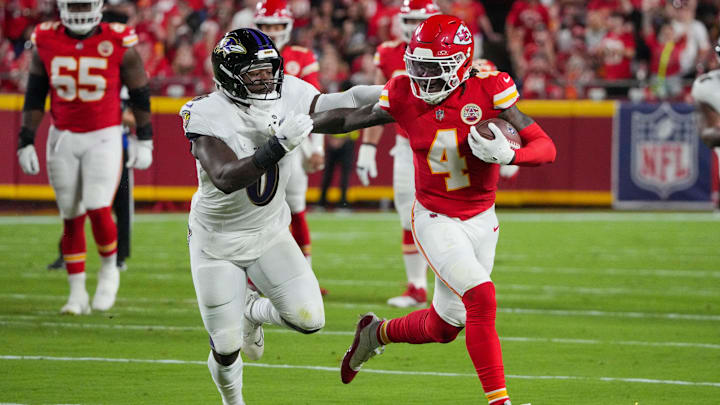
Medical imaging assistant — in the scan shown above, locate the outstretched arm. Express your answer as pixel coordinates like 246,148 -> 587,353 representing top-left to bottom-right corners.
498,105 -> 556,166
311,102 -> 395,134
696,102 -> 720,148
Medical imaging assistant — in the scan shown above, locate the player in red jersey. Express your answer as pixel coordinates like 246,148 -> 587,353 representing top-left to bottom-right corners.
254,0 -> 325,274
310,15 -> 556,404
16,0 -> 153,315
358,0 -> 440,308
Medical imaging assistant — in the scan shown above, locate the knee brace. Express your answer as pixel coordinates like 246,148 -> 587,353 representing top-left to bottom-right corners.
209,329 -> 243,357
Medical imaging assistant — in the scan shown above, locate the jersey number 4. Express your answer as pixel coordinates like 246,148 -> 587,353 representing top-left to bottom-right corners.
427,129 -> 470,191
51,56 -> 107,102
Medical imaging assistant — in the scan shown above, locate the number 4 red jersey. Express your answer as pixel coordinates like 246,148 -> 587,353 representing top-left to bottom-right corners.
379,72 -> 520,219
31,21 -> 138,133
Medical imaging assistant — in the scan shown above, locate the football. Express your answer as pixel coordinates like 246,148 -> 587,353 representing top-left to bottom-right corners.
474,118 -> 522,150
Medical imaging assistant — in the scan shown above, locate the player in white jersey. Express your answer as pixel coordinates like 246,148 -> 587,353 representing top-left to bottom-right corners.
180,29 -> 381,404
691,37 -> 720,187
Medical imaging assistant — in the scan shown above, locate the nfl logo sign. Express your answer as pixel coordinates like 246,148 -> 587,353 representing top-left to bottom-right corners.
435,109 -> 444,121
630,103 -> 698,199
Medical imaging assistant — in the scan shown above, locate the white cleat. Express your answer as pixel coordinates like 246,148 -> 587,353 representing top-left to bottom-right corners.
61,290 -> 91,315
340,312 -> 385,384
241,291 -> 264,361
387,285 -> 427,308
92,266 -> 120,311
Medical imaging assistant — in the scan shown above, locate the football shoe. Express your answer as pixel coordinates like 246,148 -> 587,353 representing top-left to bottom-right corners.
242,290 -> 265,361
341,312 -> 385,384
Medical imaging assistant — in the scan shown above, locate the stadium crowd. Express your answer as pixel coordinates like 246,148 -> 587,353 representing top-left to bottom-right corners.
2,0 -> 720,100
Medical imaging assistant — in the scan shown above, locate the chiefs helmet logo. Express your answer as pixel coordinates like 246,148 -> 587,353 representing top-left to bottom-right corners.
454,24 -> 472,45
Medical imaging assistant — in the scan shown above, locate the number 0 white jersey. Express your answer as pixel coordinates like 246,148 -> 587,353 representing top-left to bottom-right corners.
692,70 -> 720,111
180,75 -> 319,236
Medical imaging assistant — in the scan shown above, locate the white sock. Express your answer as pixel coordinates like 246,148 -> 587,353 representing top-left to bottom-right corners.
403,253 -> 427,290
247,296 -> 284,327
100,253 -> 117,273
67,272 -> 87,298
207,351 -> 245,405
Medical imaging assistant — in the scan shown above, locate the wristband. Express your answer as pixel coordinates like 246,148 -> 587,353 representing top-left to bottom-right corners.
136,123 -> 153,140
18,127 -> 36,149
252,136 -> 286,170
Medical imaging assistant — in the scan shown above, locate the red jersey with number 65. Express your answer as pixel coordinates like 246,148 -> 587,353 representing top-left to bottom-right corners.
281,45 -> 320,90
379,72 -> 519,219
31,21 -> 138,133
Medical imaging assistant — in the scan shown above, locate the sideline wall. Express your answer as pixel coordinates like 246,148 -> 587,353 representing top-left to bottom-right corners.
0,95 -> 615,206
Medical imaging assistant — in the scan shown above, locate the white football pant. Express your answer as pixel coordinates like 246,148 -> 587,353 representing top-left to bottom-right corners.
411,201 -> 499,327
46,125 -> 123,219
285,150 -> 308,214
189,220 -> 324,355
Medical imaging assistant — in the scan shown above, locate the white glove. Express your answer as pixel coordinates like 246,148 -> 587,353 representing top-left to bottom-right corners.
17,145 -> 40,175
126,136 -> 153,170
468,123 -> 515,165
356,143 -> 377,186
274,113 -> 313,152
499,164 -> 519,178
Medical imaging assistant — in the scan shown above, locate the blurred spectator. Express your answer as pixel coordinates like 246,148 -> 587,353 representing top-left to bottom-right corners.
5,0 -> 720,100
643,4 -> 688,100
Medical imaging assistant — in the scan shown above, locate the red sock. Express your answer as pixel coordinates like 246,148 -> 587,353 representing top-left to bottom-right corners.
290,211 -> 311,256
402,229 -> 417,254
87,207 -> 117,257
381,305 -> 462,344
62,214 -> 87,274
463,282 -> 508,403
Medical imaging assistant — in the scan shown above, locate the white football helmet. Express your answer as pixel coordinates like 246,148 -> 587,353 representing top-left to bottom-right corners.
57,0 -> 104,34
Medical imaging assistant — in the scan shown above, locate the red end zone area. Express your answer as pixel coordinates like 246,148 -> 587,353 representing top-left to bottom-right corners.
0,95 -> 615,206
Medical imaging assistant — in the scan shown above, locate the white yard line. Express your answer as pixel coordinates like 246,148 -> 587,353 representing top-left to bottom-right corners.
1,318 -> 719,350
2,211 -> 720,226
2,292 -> 718,320
1,354 -> 719,388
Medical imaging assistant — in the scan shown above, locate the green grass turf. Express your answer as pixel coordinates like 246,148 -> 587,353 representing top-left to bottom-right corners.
0,211 -> 719,404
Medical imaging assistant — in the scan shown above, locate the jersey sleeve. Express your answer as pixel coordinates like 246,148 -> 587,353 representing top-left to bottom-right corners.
180,99 -> 213,140
692,73 -> 720,112
285,75 -> 320,114
378,75 -> 403,119
107,23 -> 138,48
487,71 -> 519,110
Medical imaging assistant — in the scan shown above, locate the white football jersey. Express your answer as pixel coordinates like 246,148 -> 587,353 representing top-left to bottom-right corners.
691,70 -> 720,112
180,75 -> 319,236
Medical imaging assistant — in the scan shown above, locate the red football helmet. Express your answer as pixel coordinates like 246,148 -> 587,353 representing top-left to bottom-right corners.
404,15 -> 474,104
254,0 -> 293,50
399,0 -> 440,43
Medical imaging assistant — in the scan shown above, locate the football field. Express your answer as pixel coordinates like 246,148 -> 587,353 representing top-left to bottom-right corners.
1,210 -> 719,404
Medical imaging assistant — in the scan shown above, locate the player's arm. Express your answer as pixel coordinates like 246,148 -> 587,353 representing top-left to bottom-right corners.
190,114 -> 313,194
497,105 -> 556,165
17,50 -> 49,175
696,102 -> 720,148
121,47 -> 154,169
310,102 -> 395,134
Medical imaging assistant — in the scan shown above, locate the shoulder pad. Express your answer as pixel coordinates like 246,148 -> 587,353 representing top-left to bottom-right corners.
379,40 -> 403,50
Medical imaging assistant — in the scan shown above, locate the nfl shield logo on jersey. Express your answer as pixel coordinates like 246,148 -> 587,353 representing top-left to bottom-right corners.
630,103 -> 698,199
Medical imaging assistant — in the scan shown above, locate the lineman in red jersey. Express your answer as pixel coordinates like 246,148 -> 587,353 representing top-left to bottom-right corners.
311,15 -> 556,405
358,0 -> 440,308
254,0 -> 324,271
16,0 -> 153,315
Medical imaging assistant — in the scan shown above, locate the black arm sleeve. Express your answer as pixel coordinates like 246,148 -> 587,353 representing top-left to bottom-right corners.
128,85 -> 151,112
252,136 -> 286,170
23,73 -> 49,111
